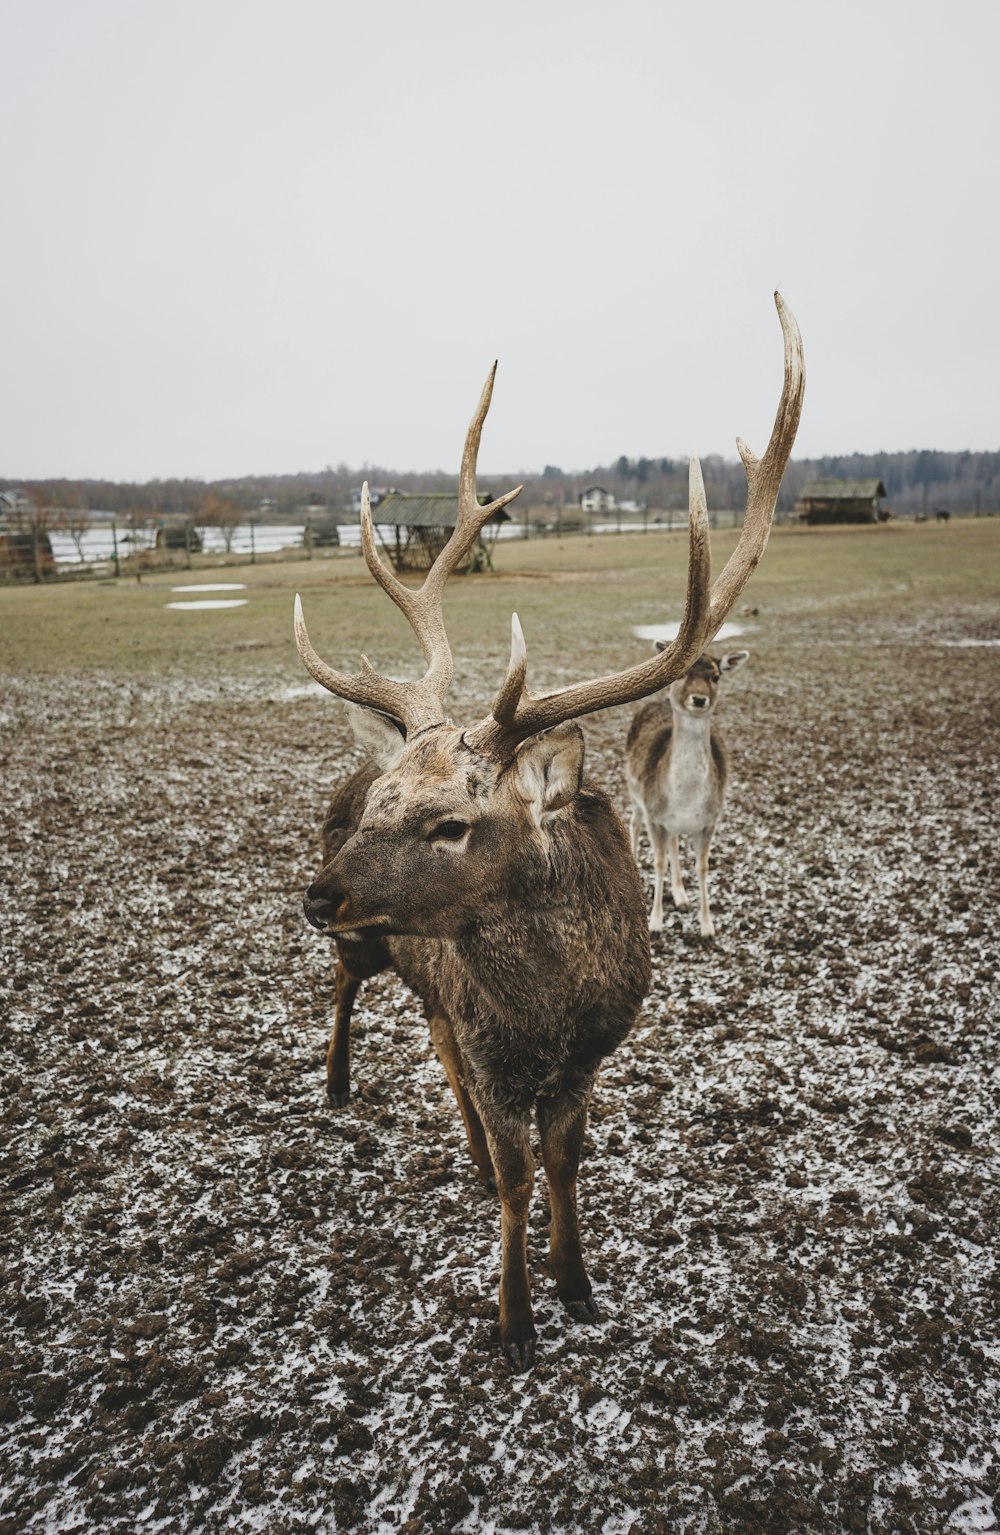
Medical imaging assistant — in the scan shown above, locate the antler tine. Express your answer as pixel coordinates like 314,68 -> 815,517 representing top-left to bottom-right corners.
466,294 -> 804,762
294,593 -> 441,729
357,372 -> 522,702
427,363 -> 523,590
357,482 -> 444,675
707,291 -> 805,639
295,369 -> 521,730
465,458 -> 713,758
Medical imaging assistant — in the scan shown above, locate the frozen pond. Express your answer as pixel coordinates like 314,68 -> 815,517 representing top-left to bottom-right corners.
48,525 -> 309,565
49,517 -> 691,566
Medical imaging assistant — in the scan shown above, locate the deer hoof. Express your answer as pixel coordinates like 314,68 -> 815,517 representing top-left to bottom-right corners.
565,1295 -> 600,1323
501,1321 -> 537,1372
326,1087 -> 350,1108
503,1335 -> 536,1373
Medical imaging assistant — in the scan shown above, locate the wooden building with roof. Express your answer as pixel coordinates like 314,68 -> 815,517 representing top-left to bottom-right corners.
370,492 -> 511,572
795,478 -> 888,524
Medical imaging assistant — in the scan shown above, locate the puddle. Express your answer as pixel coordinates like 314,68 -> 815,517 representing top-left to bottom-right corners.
165,600 -> 249,611
170,583 -> 247,593
632,621 -> 745,643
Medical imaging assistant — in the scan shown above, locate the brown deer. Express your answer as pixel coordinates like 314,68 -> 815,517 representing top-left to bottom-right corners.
294,293 -> 804,1370
626,649 -> 749,939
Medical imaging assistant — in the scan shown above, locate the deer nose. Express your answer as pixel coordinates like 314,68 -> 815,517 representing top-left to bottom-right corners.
303,885 -> 341,930
690,694 -> 710,709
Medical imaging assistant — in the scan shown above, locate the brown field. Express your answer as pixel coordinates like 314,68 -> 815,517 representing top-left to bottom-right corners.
1,519 -> 998,1534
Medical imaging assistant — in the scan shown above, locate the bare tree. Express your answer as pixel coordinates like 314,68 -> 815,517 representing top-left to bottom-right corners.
15,490 -> 54,584
56,494 -> 93,564
198,491 -> 242,554
124,507 -> 155,582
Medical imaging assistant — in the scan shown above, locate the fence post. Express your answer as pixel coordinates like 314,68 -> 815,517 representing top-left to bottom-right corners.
250,518 -> 256,564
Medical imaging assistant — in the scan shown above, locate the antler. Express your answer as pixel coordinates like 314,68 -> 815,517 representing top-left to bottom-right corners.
465,291 -> 805,760
707,291 -> 805,639
294,365 -> 522,733
465,457 -> 713,757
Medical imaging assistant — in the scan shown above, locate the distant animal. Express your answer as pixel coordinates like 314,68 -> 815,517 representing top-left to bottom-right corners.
934,508 -> 951,523
294,293 -> 804,1370
626,650 -> 749,938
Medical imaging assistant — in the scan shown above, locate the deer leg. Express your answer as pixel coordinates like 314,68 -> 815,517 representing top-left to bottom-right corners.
326,937 -> 391,1107
668,833 -> 689,911
628,804 -> 641,859
478,1107 -> 536,1371
648,821 -> 672,931
428,1013 -> 495,1186
326,960 -> 360,1107
694,826 -> 715,938
537,1084 -> 599,1323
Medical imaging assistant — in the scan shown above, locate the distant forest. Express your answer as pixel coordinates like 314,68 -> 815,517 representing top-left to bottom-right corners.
4,448 -> 999,522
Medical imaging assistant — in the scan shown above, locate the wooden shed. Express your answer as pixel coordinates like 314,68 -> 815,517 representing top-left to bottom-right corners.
155,523 -> 203,553
795,478 -> 888,524
370,492 -> 511,572
0,531 -> 56,579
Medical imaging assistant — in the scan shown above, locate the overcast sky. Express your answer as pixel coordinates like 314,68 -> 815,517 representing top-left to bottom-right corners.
2,0 -> 997,482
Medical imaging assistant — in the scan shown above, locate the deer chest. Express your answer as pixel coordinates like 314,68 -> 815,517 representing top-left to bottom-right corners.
660,731 -> 722,834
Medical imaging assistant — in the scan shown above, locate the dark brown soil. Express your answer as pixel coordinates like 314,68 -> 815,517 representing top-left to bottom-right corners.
1,610 -> 998,1534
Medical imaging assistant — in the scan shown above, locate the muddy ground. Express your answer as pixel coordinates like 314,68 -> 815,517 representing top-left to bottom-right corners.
1,599 -> 998,1535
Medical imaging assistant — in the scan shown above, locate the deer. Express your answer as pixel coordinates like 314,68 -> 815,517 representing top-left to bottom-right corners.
293,292 -> 804,1370
626,648 -> 749,940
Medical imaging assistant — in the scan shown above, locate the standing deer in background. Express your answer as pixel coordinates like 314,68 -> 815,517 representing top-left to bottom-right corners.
294,293 -> 804,1370
626,649 -> 749,939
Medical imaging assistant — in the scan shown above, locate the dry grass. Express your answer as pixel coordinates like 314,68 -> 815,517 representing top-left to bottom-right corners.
1,519 -> 997,687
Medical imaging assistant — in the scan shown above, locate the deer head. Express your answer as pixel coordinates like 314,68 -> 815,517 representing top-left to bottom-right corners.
657,649 -> 750,716
296,293 -> 804,939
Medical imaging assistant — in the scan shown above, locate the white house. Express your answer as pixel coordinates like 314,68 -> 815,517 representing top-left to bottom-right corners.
579,486 -> 616,514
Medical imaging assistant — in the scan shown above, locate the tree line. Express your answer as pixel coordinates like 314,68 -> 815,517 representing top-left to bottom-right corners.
3,447 -> 998,526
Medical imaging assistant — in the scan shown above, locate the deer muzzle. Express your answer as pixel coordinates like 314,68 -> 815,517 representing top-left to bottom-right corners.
302,885 -> 342,931
303,869 -> 367,932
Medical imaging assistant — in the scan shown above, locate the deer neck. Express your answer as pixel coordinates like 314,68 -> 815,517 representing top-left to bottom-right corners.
667,703 -> 714,769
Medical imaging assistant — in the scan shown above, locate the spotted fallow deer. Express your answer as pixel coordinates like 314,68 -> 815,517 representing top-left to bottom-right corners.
294,293 -> 804,1370
626,648 -> 749,939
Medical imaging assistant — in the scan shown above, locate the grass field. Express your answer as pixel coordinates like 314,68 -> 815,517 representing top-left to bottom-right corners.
2,517 -> 998,1535
1,518 -> 997,684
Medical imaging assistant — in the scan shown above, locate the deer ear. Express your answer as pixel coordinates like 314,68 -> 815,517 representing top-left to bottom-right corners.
511,722 -> 585,819
720,650 -> 750,673
344,703 -> 406,771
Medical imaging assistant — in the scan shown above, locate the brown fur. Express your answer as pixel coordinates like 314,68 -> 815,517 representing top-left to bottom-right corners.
305,724 -> 650,1370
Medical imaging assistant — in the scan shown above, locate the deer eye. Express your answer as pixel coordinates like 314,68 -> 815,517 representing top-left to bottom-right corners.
431,819 -> 469,843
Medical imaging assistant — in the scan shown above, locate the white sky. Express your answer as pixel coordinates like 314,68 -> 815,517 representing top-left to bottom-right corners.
2,0 -> 997,481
